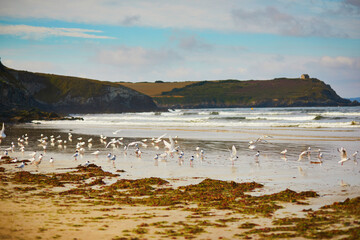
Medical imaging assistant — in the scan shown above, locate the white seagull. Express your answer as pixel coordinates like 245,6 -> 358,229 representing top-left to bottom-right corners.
229,145 -> 238,165
337,147 -> 351,165
91,150 -> 100,156
280,149 -> 287,157
317,149 -> 323,160
298,150 -> 308,161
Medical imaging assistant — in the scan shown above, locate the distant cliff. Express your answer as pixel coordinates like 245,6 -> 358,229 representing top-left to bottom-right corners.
0,62 -> 159,122
120,79 -> 356,108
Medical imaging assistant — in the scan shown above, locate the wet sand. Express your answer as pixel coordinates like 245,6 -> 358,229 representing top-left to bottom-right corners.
0,122 -> 359,239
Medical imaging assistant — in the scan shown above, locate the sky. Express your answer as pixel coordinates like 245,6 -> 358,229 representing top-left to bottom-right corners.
0,0 -> 359,98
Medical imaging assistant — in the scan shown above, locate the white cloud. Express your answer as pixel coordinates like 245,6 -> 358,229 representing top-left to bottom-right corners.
97,46 -> 181,68
0,24 -> 113,39
231,6 -> 348,37
0,0 -> 357,38
320,56 -> 360,69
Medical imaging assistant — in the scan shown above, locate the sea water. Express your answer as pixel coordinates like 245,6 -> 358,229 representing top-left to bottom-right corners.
2,106 -> 360,195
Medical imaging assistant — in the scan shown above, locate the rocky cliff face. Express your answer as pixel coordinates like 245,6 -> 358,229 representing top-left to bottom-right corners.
0,62 -> 159,121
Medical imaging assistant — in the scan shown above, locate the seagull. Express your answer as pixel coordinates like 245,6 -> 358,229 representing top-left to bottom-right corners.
337,147 -> 350,165
49,157 -> 54,164
298,150 -> 308,161
113,129 -> 122,134
280,149 -> 287,157
0,123 -> 6,139
178,151 -> 185,161
199,149 -> 205,159
135,148 -> 142,158
248,144 -> 256,150
106,139 -> 120,148
83,160 -> 90,167
317,149 -> 323,160
338,157 -> 351,165
338,147 -> 347,158
107,152 -> 112,158
307,147 -> 311,159
163,136 -> 176,153
110,155 -> 116,161
15,162 -> 25,169
73,151 -> 79,160
127,141 -> 145,149
255,151 -> 260,158
229,145 -> 238,165
352,151 -> 358,165
153,133 -> 167,144
189,155 -> 194,166
91,150 -> 100,156
34,154 -> 43,166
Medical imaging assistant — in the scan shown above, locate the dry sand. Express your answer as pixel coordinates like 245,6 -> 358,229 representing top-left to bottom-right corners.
0,169 -> 359,240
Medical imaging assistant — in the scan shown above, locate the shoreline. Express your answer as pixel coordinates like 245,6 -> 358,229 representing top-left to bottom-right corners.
1,107 -> 359,239
0,165 -> 359,239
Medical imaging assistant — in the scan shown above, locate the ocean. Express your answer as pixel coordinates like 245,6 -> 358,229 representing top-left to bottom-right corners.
2,106 -> 360,197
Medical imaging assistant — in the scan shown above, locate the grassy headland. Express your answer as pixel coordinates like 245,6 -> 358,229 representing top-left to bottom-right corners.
119,78 -> 354,108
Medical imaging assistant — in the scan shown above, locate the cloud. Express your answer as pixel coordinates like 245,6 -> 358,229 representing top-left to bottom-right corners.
0,24 -> 114,40
231,6 -> 347,37
0,0 -> 357,38
171,34 -> 213,51
320,56 -> 360,69
343,0 -> 360,14
120,15 -> 141,26
97,46 -> 182,68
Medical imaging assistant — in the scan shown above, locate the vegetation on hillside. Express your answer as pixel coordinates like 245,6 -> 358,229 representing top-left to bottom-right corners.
148,78 -> 353,108
0,61 -> 159,120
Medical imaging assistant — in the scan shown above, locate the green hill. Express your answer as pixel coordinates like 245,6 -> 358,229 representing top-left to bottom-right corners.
148,78 -> 353,108
0,61 -> 158,122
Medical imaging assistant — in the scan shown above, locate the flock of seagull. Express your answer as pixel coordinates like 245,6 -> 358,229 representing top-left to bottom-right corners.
0,123 -> 359,171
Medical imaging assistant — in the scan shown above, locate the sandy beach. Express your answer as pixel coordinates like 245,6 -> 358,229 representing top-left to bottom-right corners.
1,107 -> 360,239
0,166 -> 359,240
